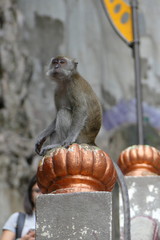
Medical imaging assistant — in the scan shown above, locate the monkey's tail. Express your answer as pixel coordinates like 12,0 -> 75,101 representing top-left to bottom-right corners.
113,162 -> 131,240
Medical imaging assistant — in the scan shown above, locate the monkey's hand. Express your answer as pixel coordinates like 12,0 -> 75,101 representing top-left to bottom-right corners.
35,137 -> 47,155
35,141 -> 42,155
40,144 -> 61,156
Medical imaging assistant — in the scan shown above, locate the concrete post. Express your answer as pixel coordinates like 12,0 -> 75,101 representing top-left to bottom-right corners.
36,192 -> 113,240
119,176 -> 160,239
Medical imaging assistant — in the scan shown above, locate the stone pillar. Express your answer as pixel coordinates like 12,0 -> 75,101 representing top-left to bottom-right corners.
131,215 -> 159,240
118,145 -> 160,239
36,192 -> 113,240
36,144 -> 118,240
118,176 -> 160,239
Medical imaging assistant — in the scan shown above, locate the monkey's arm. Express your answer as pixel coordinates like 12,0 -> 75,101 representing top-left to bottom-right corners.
35,120 -> 56,155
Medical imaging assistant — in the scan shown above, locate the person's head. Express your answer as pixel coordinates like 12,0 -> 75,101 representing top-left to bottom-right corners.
23,174 -> 41,215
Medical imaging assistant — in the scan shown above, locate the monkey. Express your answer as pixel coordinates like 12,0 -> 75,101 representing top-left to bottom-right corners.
35,56 -> 102,156
35,56 -> 130,240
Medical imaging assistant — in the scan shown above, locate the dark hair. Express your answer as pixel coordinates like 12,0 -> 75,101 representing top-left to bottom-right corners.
23,174 -> 37,215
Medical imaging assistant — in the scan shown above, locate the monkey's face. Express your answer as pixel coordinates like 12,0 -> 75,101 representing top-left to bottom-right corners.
46,56 -> 78,81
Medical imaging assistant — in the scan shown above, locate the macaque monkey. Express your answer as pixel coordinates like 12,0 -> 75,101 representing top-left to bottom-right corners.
35,56 -> 130,240
35,56 -> 102,156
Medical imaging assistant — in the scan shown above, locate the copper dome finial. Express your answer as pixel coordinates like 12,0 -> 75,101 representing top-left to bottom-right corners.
37,143 -> 117,194
118,145 -> 160,176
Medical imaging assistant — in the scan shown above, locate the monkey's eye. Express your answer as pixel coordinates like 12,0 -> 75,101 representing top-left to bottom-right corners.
51,59 -> 58,65
59,59 -> 66,64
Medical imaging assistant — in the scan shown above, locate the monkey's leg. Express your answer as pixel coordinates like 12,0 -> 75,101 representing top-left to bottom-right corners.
35,120 -> 56,155
61,106 -> 87,148
40,109 -> 72,155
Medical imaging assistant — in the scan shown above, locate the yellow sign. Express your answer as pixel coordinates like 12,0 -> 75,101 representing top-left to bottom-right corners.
102,0 -> 133,45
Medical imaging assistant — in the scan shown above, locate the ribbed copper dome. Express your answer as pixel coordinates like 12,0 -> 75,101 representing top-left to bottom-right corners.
118,145 -> 160,176
37,143 -> 117,194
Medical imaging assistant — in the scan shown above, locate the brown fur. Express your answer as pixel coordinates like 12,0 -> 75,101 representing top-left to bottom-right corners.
35,57 -> 102,156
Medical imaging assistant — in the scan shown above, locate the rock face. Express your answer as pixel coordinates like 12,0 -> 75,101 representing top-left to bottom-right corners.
0,0 -> 160,230
0,0 -> 42,228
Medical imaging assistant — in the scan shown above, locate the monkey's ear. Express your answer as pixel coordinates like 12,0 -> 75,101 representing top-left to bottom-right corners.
73,59 -> 78,68
50,57 -> 55,64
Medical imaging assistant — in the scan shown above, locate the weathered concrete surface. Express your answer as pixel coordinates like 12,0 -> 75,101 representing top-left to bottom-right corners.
119,176 -> 160,239
36,192 -> 113,240
131,216 -> 159,240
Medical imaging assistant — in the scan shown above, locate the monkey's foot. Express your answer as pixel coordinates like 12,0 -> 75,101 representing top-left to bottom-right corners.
62,139 -> 75,148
